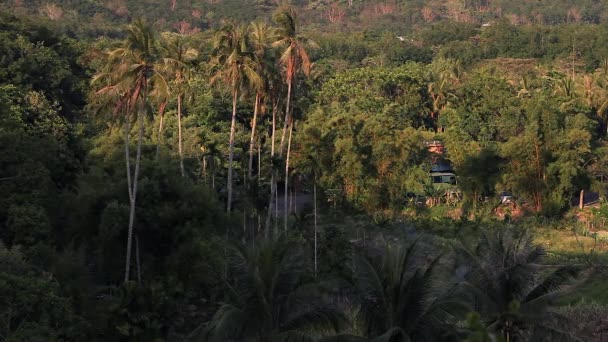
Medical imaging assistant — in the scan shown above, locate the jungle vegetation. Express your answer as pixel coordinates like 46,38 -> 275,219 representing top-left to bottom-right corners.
2,1 -> 608,341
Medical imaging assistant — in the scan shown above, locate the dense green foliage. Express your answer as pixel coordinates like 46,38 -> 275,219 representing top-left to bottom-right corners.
3,1 -> 608,341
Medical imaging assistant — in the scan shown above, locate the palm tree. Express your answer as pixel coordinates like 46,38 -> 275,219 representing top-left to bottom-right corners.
160,33 -> 198,177
211,24 -> 262,214
93,19 -> 167,283
552,74 -> 576,101
457,228 -> 581,342
247,21 -> 278,183
272,9 -> 314,155
427,58 -> 460,132
200,240 -> 345,341
352,241 -> 466,342
576,68 -> 608,136
272,8 -> 317,232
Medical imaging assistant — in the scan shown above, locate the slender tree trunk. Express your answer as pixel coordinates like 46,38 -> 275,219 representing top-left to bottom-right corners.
208,157 -> 215,189
534,141 -> 543,211
280,80 -> 292,155
271,99 -> 277,158
243,209 -> 247,241
284,120 -> 293,232
125,82 -> 146,283
177,93 -> 185,177
281,78 -> 294,233
248,93 -> 260,182
227,89 -> 238,214
202,157 -> 207,185
156,101 -> 166,160
314,180 -> 317,278
266,170 -> 276,238
257,214 -> 261,239
125,108 -> 133,205
135,233 -> 141,283
124,109 -> 135,283
257,136 -> 261,183
265,100 -> 278,238
124,115 -> 134,284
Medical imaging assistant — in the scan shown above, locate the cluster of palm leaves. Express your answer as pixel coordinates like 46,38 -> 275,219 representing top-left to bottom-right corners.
92,9 -> 317,283
455,229 -> 581,342
198,228 -> 582,342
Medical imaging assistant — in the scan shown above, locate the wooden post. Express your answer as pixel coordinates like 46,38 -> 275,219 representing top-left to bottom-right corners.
313,182 -> 317,278
579,189 -> 584,209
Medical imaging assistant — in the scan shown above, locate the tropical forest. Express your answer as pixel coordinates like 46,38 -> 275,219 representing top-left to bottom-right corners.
4,0 -> 608,341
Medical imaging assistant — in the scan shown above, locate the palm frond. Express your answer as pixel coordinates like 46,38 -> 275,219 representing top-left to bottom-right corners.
204,303 -> 246,342
371,327 -> 409,342
318,335 -> 369,342
525,265 -> 581,302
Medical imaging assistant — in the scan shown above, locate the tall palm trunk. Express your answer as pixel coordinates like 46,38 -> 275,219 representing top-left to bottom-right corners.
284,120 -> 293,232
202,157 -> 207,184
248,93 -> 260,181
265,99 -> 278,238
125,81 -> 146,283
281,78 -> 294,233
135,234 -> 141,282
279,70 -> 293,232
177,93 -> 185,177
266,167 -> 276,238
124,107 -> 134,283
271,99 -> 277,158
227,88 -> 238,214
257,136 -> 261,182
155,101 -> 167,160
280,79 -> 292,155
125,106 -> 133,215
314,180 -> 317,278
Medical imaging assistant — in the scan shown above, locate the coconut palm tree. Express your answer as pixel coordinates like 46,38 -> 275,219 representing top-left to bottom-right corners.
576,68 -> 608,136
457,228 -> 581,342
351,241 -> 466,342
200,240 -> 345,341
211,24 -> 262,214
247,21 -> 278,183
428,73 -> 455,132
272,8 -> 317,232
160,33 -> 198,177
93,19 -> 167,283
427,58 -> 460,131
272,9 -> 315,154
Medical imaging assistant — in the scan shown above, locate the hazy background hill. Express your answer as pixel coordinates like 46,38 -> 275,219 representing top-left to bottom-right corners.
4,0 -> 608,73
4,0 -> 608,35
